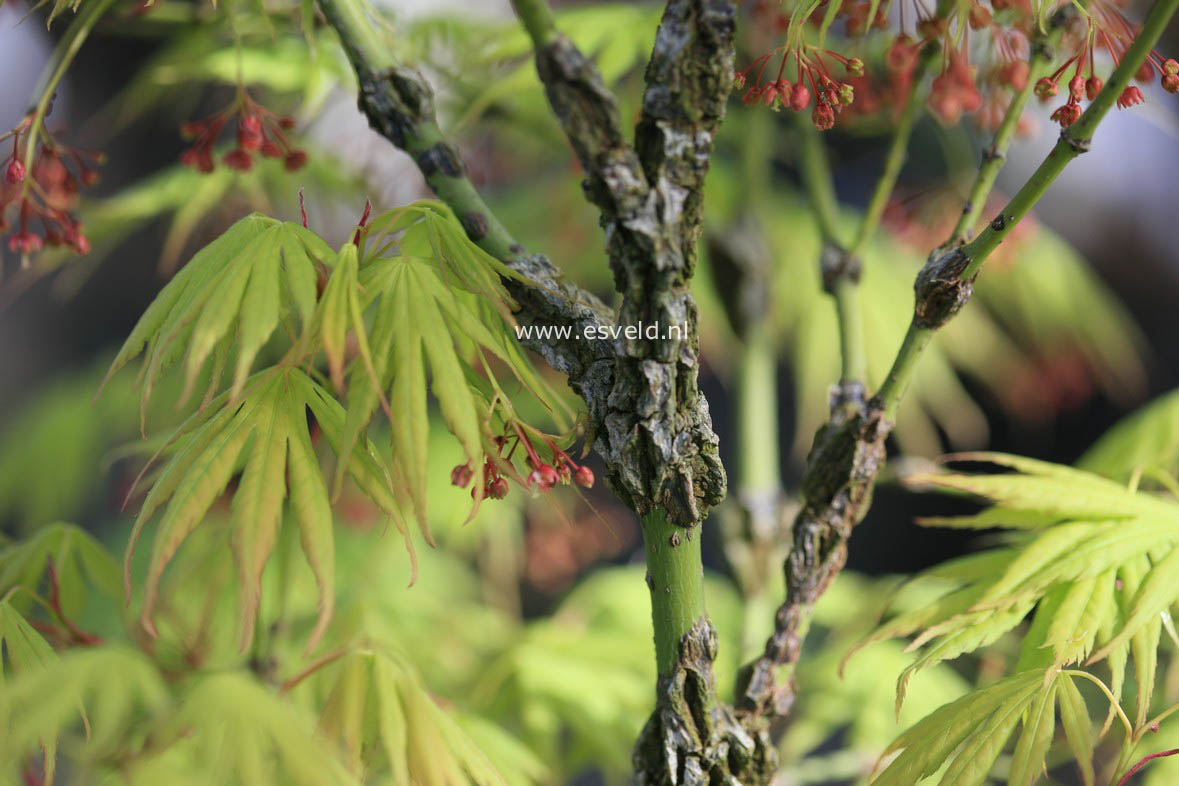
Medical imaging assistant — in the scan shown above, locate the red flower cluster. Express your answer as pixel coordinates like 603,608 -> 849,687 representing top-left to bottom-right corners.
1,114 -> 100,260
737,0 -> 1176,135
1038,1 -> 1179,128
735,39 -> 861,130
450,423 -> 594,504
179,92 -> 307,174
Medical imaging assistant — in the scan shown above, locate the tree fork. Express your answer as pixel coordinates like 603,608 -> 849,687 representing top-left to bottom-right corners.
739,0 -> 1179,736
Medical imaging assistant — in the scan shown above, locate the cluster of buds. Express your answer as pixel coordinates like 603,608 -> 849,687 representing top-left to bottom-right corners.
735,39 -> 861,130
928,50 -> 984,125
1038,2 -> 1178,128
1,112 -> 100,261
179,92 -> 307,174
450,423 -> 594,504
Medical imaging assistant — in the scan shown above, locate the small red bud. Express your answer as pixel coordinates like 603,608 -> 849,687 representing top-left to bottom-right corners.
1085,76 -> 1103,100
284,150 -> 308,171
1068,75 -> 1085,102
238,115 -> 263,151
69,231 -> 91,255
968,4 -> 991,29
8,232 -> 43,254
529,464 -> 560,492
1050,102 -> 1081,128
488,477 -> 510,499
1034,77 -> 1058,101
5,158 -> 25,184
918,17 -> 947,40
733,71 -> 746,89
812,103 -> 835,130
450,463 -> 474,488
886,35 -> 918,73
224,149 -> 253,171
846,58 -> 864,77
1166,59 -> 1179,76
1164,73 -> 1179,94
1000,61 -> 1029,91
1117,85 -> 1145,109
790,83 -> 811,111
278,116 -> 297,130
573,465 -> 594,488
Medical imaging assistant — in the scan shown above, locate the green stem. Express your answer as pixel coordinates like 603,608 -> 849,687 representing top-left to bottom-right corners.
948,9 -> 1076,245
959,0 -> 1179,279
833,277 -> 866,384
847,40 -> 939,258
510,0 -> 559,47
876,0 -> 1177,417
736,320 -> 780,496
798,123 -> 867,383
20,0 -> 119,186
798,124 -> 845,246
318,0 -> 520,261
874,322 -> 934,417
733,318 -> 782,657
643,508 -> 706,676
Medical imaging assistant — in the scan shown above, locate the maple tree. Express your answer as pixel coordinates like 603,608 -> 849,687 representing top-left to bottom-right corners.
2,0 -> 1179,784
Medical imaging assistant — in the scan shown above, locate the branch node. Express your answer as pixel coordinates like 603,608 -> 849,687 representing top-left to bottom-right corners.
1061,130 -> 1092,154
913,247 -> 975,329
819,242 -> 862,293
415,142 -> 465,178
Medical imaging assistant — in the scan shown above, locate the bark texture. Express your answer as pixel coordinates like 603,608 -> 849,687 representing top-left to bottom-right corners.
531,0 -> 734,527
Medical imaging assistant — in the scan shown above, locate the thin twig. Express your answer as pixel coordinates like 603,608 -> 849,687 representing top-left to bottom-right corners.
1117,749 -> 1179,786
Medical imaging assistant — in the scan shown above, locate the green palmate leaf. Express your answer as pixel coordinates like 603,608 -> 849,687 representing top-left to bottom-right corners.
127,367 -> 400,651
0,600 -> 56,677
864,451 -> 1179,704
172,672 -> 358,786
323,202 -> 571,538
308,646 -> 530,785
874,671 -> 1102,786
0,599 -> 59,782
103,214 -> 333,413
871,671 -> 1042,786
0,647 -> 169,781
1057,673 -> 1096,786
1007,679 -> 1058,786
0,522 -> 121,619
1080,388 -> 1179,480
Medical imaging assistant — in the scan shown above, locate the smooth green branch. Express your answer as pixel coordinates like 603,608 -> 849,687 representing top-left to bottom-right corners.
21,0 -> 120,195
847,37 -> 941,257
799,126 -> 868,384
798,123 -> 846,246
876,0 -> 1178,415
948,5 -> 1079,245
510,0 -> 559,48
873,323 -> 935,418
643,509 -> 707,675
959,0 -> 1179,277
